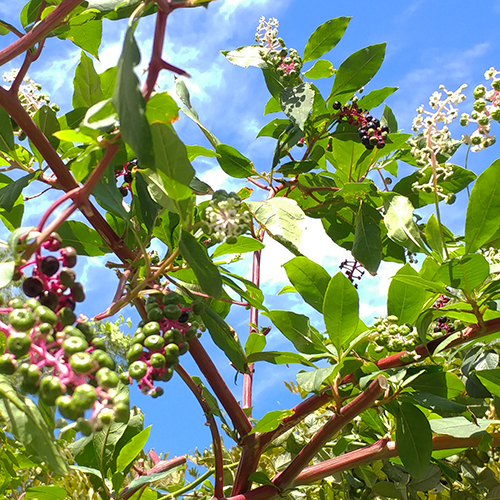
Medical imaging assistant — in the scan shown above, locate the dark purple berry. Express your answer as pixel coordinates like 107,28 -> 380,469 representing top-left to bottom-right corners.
119,186 -> 128,197
381,125 -> 390,133
366,121 -> 375,130
365,115 -> 373,122
40,256 -> 60,277
178,311 -> 189,323
23,277 -> 44,297
376,141 -> 385,149
332,101 -> 341,110
372,118 -> 380,127
438,316 -> 448,323
124,172 -> 133,183
40,291 -> 59,311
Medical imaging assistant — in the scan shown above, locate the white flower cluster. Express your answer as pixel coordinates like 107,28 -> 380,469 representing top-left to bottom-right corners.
255,16 -> 280,51
203,191 -> 251,244
460,67 -> 500,152
409,84 -> 467,204
2,69 -> 59,116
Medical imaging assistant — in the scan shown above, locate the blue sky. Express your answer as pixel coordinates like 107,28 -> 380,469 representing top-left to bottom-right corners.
1,0 -> 500,460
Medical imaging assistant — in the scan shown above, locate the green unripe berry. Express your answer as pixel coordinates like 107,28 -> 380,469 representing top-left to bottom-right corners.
471,135 -> 482,145
147,307 -> 164,322
460,113 -> 469,126
38,322 -> 53,335
76,322 -> 94,341
69,352 -> 95,374
478,115 -> 489,126
160,368 -> 174,382
178,342 -> 189,356
131,332 -> 146,345
473,85 -> 487,98
96,367 -> 119,389
7,333 -> 31,357
126,344 -> 143,363
91,336 -> 106,350
0,354 -> 17,375
57,395 -> 84,421
8,309 -> 35,332
492,79 -> 500,91
162,293 -> 182,306
163,304 -> 182,320
114,403 -> 130,423
143,321 -> 160,336
185,326 -> 197,340
98,408 -> 115,426
491,109 -> 500,122
129,361 -> 148,380
40,375 -> 64,405
76,419 -> 93,436
26,298 -> 41,310
150,352 -> 166,369
9,298 -> 24,309
473,99 -> 486,112
62,336 -> 88,356
72,384 -> 97,410
164,328 -> 183,345
144,334 -> 164,351
58,307 -> 76,327
164,343 -> 180,364
91,349 -> 115,370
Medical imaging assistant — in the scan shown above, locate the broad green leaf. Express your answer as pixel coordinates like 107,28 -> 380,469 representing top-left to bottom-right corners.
33,105 -> 60,151
21,0 -> 42,28
303,59 -> 335,79
73,52 -> 103,109
145,92 -> 179,124
66,20 -> 102,59
112,20 -> 154,169
221,45 -> 268,68
248,472 -> 274,486
329,43 -> 386,105
425,213 -> 444,260
212,236 -> 264,258
276,160 -> 318,176
396,401 -> 432,479
52,129 -> 94,144
151,122 -> 195,218
476,369 -> 500,398
141,169 -> 176,213
119,468 -> 185,499
221,274 -> 267,311
465,157 -> 500,252
199,306 -> 247,372
323,272 -> 359,354
410,371 -> 465,399
279,83 -> 314,131
391,274 -> 450,296
381,104 -> 398,133
388,264 -> 427,325
0,106 -> 15,153
116,426 -> 151,473
246,197 -> 305,255
245,332 -> 266,356
93,165 -> 130,219
0,172 -> 35,212
99,66 -> 117,100
302,17 -> 351,63
430,417 -> 496,438
357,87 -> 398,111
247,351 -> 314,367
352,204 -> 382,274
216,144 -> 255,178
383,193 -> 424,252
283,256 -> 330,312
264,96 -> 282,115
0,376 -> 67,475
436,254 -> 489,293
179,230 -> 222,299
249,409 -> 294,434
25,485 -> 67,500
409,392 -> 467,414
185,144 -> 218,161
264,310 -> 325,354
132,172 -> 161,232
296,366 -> 335,393
0,261 -> 15,288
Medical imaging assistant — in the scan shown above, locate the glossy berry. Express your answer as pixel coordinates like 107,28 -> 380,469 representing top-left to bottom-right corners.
58,268 -> 76,287
7,333 -> 32,357
22,277 -> 44,297
40,256 -> 60,277
8,309 -> 35,332
119,186 -> 128,197
129,360 -> 148,380
40,290 -> 59,310
96,367 -> 119,389
332,101 -> 341,110
0,354 -> 17,375
69,352 -> 95,374
124,172 -> 133,183
61,247 -> 77,268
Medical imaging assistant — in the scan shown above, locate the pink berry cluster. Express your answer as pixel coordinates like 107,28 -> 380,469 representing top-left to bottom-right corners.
124,293 -> 202,398
115,159 -> 135,197
332,101 -> 390,150
0,231 -> 128,434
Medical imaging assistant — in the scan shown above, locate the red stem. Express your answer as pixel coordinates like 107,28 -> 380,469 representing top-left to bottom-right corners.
0,0 -> 82,66
188,337 -> 252,437
175,364 -> 224,499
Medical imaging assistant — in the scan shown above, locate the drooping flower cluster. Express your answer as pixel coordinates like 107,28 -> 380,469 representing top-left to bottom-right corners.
202,190 -> 250,244
2,69 -> 59,116
124,293 -> 202,397
0,232 -> 128,434
460,67 -> 500,152
256,17 -> 302,84
409,84 -> 467,204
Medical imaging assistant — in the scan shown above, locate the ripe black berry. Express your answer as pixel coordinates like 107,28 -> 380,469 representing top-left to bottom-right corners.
332,101 -> 341,110
124,172 -> 133,183
40,256 -> 60,277
40,291 -> 59,311
23,277 -> 44,297
119,186 -> 128,197
381,125 -> 390,133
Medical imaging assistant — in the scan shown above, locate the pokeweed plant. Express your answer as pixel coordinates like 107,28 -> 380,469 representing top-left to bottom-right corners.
2,1 -> 500,499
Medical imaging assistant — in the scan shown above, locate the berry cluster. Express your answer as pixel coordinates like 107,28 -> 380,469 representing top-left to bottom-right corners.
331,101 -> 389,150
124,293 -> 202,398
202,190 -> 250,244
0,233 -> 128,433
460,68 -> 500,152
115,160 -> 135,197
371,316 -> 419,353
339,259 -> 364,289
433,315 -> 455,335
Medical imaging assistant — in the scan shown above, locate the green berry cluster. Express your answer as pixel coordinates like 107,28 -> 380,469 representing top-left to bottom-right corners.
123,292 -> 202,397
261,43 -> 302,85
371,316 -> 419,352
202,190 -> 250,244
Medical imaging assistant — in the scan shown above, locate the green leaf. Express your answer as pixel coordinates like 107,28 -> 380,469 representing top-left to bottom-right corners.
245,333 -> 266,356
396,401 -> 432,479
212,236 -> 264,258
0,173 -> 35,212
0,376 -> 67,475
276,160 -> 317,176
116,425 -> 151,473
476,369 -> 500,398
357,87 -> 398,111
296,366 -> 335,393
303,59 -> 335,79
249,409 -> 294,434
323,272 -> 359,354
465,157 -> 500,252
383,193 -> 425,252
221,45 -> 268,68
283,256 -> 330,313
93,165 -> 130,219
246,197 -> 305,255
199,306 -> 247,372
216,144 -> 255,178
99,66 -> 117,100
329,43 -> 386,104
436,254 -> 489,293
73,51 -> 103,109
248,471 -> 274,486
66,20 -> 102,59
388,264 -> 427,325
185,144 -> 217,161
264,310 -> 325,354
119,467 -> 185,499
25,485 -> 67,500
0,261 -> 15,288
132,172 -> 161,232
352,204 -> 382,274
247,350 -> 314,367
381,104 -> 398,133
429,417 -> 496,438
410,391 -> 467,414
425,213 -> 444,260
302,17 -> 351,63
410,371 -> 465,398
179,230 -> 222,299
145,92 -> 179,124
33,105 -> 60,151
279,83 -> 315,131
0,106 -> 15,154
56,221 -> 109,256
112,20 -> 154,169
21,0 -> 42,28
